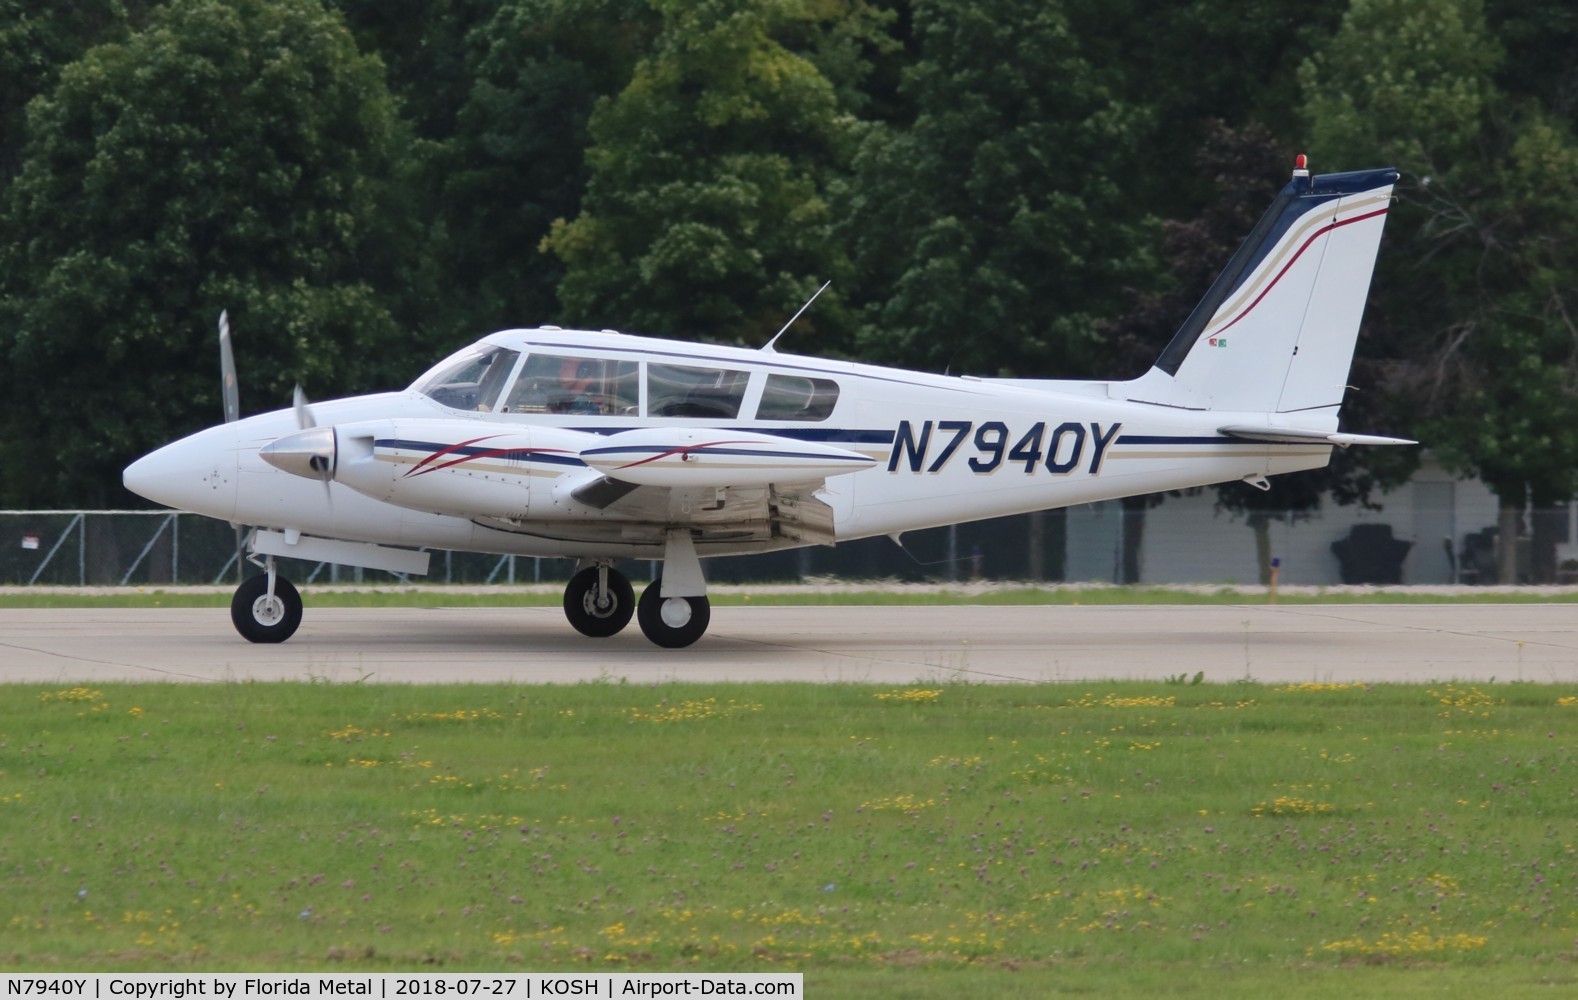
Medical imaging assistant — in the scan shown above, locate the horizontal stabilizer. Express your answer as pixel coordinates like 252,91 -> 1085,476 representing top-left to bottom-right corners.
1217,424 -> 1416,448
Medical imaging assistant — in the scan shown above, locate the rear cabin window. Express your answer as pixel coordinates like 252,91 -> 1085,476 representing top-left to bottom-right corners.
503,354 -> 639,415
754,374 -> 840,421
647,363 -> 750,418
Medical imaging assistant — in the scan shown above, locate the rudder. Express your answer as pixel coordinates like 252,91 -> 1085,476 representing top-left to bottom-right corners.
1123,161 -> 1398,415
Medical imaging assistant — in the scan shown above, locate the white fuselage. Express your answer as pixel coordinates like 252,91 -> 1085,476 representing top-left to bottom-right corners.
125,329 -> 1332,561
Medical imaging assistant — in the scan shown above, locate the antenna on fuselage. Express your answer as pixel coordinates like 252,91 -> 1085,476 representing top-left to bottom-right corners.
761,280 -> 831,354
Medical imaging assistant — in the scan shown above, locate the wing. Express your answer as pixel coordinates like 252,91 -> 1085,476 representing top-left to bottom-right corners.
555,426 -> 869,547
558,472 -> 837,547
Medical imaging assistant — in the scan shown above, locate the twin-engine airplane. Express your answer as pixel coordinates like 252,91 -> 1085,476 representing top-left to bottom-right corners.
124,159 -> 1411,647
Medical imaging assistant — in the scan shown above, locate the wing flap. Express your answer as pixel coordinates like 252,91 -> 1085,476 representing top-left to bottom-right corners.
547,472 -> 837,547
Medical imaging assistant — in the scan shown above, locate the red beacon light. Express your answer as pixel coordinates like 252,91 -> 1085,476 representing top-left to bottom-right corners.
1293,153 -> 1310,179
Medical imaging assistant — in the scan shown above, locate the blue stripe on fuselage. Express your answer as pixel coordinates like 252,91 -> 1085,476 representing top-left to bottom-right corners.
582,444 -> 874,463
375,438 -> 589,467
566,426 -> 897,446
1116,434 -> 1267,446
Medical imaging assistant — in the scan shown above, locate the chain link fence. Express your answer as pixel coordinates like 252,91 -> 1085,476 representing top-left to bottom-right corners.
0,511 -> 578,588
0,510 -> 1059,588
0,491 -> 1565,589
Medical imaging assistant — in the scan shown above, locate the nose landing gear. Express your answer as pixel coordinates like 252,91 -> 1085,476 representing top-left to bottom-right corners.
230,556 -> 303,643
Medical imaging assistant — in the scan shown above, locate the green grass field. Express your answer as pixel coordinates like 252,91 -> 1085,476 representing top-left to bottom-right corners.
6,680 -> 1578,997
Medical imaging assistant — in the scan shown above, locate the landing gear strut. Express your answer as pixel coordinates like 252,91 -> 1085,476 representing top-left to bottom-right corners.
632,529 -> 711,648
231,556 -> 303,643
562,563 -> 635,637
565,531 -> 713,647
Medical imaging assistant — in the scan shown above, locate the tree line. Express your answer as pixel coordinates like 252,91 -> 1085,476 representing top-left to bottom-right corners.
1,0 -> 1574,581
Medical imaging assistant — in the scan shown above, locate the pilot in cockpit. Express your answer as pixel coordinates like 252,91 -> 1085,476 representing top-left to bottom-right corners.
555,358 -> 602,414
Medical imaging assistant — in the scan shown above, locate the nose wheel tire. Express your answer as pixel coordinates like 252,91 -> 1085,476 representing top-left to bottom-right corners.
231,574 -> 303,643
637,580 -> 710,648
563,566 -> 635,637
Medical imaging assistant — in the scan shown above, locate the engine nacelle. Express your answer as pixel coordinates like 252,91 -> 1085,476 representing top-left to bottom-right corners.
263,419 -> 596,520
580,427 -> 876,487
261,421 -> 874,517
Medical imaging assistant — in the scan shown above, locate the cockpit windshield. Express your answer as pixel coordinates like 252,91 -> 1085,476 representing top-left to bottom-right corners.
411,344 -> 521,412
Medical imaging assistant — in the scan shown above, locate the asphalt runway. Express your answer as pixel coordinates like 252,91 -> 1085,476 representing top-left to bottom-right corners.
4,603 -> 1578,685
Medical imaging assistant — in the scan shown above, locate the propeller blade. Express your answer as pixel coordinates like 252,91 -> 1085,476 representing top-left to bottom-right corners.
219,310 -> 240,423
292,384 -> 317,430
217,310 -> 244,581
285,386 -> 331,502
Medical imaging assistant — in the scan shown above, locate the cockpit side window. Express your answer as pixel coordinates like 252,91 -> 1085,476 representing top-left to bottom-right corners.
504,354 -> 639,416
754,374 -> 840,421
411,345 -> 521,412
647,363 -> 750,418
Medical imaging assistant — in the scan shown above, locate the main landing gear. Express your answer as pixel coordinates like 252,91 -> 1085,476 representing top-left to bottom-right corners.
562,531 -> 712,648
231,556 -> 303,643
563,563 -> 636,637
560,562 -> 712,648
636,581 -> 710,648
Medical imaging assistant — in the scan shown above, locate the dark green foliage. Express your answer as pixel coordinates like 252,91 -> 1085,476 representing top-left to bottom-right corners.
843,0 -> 1154,377
0,0 -> 414,505
1064,0 -> 1345,212
543,0 -> 859,353
1485,0 -> 1578,116
0,0 -> 1574,519
1304,0 -> 1578,523
326,0 -> 499,142
0,0 -> 156,180
435,0 -> 660,333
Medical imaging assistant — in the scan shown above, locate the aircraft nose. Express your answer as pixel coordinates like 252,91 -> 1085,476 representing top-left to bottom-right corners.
123,426 -> 239,519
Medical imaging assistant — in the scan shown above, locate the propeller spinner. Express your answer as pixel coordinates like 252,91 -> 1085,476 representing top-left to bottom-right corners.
262,385 -> 336,499
260,425 -> 337,482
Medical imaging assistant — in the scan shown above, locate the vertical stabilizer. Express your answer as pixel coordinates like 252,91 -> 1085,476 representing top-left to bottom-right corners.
1122,162 -> 1398,415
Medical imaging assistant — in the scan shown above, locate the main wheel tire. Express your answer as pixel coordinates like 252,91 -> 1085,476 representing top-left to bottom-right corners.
230,574 -> 303,643
563,566 -> 635,637
636,580 -> 710,648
